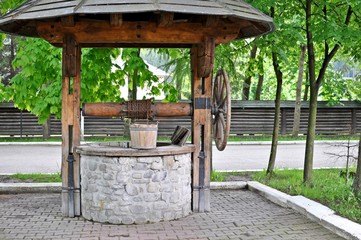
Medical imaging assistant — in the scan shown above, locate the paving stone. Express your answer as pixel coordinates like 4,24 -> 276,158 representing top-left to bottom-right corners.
0,191 -> 345,240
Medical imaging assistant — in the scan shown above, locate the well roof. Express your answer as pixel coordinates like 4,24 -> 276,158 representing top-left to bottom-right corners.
0,0 -> 275,40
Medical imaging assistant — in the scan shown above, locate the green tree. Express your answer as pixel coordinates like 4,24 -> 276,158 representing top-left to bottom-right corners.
7,38 -> 126,122
246,0 -> 304,175
303,0 -> 357,183
4,36 -> 177,122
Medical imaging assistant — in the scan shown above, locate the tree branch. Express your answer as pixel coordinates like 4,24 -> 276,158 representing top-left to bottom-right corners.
296,0 -> 306,10
316,5 -> 353,86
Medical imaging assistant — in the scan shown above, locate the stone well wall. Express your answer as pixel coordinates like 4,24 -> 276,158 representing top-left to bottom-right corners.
78,143 -> 194,224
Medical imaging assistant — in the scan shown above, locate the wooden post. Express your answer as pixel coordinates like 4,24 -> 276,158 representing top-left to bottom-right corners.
281,108 -> 287,135
61,33 -> 81,217
351,108 -> 357,135
191,37 -> 214,212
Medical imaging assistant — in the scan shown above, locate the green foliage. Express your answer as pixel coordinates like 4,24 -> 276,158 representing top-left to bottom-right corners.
0,0 -> 25,14
123,48 -> 178,101
11,173 -> 61,183
210,170 -> 226,182
9,38 -> 62,122
214,41 -> 249,99
146,48 -> 190,100
253,169 -> 361,224
81,48 -> 123,103
4,38 -> 177,122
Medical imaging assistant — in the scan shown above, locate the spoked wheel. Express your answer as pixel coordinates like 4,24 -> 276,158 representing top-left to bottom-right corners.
212,69 -> 231,151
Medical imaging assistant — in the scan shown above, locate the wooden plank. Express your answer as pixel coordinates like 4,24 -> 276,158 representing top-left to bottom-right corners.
157,12 -> 174,27
191,46 -> 200,212
82,102 -> 191,118
36,21 -> 241,46
191,39 -> 214,212
73,44 -> 82,216
110,13 -> 123,27
197,36 -> 214,78
61,33 -> 81,217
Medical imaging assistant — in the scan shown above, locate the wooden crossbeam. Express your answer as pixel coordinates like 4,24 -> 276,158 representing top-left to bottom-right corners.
37,21 -> 241,46
110,14 -> 123,27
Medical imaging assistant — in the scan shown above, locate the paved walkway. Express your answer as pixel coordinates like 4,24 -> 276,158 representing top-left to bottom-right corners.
0,190 -> 344,240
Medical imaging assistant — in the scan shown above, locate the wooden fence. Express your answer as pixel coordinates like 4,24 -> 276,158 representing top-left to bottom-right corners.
1,101 -> 361,138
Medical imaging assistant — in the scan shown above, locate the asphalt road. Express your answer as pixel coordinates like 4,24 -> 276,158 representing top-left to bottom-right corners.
0,141 -> 356,174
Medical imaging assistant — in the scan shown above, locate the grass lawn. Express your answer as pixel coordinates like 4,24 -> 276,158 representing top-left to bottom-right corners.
7,173 -> 62,183
212,169 -> 361,224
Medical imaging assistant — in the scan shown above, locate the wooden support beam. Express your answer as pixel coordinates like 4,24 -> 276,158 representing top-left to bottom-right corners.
110,14 -> 123,27
61,33 -> 81,217
82,102 -> 191,118
37,21 -> 241,46
157,12 -> 174,27
197,37 -> 215,78
61,16 -> 75,27
203,15 -> 219,27
191,40 -> 214,213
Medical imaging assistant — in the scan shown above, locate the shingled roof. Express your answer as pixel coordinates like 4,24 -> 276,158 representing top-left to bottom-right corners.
0,0 -> 274,41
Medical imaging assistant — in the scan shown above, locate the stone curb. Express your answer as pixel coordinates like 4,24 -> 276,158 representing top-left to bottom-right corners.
247,181 -> 291,208
246,181 -> 361,240
0,182 -> 61,194
1,181 -> 360,239
210,181 -> 247,190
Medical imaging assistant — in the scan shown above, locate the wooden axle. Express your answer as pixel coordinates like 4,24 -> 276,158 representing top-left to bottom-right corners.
82,102 -> 192,118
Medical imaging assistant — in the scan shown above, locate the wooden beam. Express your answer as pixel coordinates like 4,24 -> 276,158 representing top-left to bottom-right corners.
37,21 -> 241,46
191,42 -> 213,213
197,37 -> 215,78
157,12 -> 174,27
61,16 -> 75,27
82,102 -> 191,118
191,46 -> 201,212
203,15 -> 219,27
110,14 -> 123,27
61,33 -> 81,217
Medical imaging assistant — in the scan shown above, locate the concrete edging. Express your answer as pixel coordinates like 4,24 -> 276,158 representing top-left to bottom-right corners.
0,182 -> 61,194
0,181 -> 360,239
246,181 -> 361,240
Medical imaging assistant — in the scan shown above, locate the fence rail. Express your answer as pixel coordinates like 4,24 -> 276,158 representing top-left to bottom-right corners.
1,101 -> 361,138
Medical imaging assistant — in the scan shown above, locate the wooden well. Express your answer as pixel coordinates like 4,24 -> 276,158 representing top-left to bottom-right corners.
0,0 -> 275,217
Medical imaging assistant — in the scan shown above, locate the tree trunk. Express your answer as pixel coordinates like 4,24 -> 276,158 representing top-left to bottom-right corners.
292,45 -> 306,136
255,74 -> 264,100
176,78 -> 182,100
353,134 -> 361,197
267,51 -> 283,175
303,74 -> 309,101
303,86 -> 318,183
42,117 -> 51,139
242,44 -> 258,100
255,57 -> 264,101
9,35 -> 15,80
128,49 -> 140,101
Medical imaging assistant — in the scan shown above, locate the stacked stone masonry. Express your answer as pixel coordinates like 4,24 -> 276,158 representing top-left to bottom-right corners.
80,152 -> 192,224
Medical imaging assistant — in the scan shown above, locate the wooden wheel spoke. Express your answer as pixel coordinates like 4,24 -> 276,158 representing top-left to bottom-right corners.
215,115 -> 224,141
219,113 -> 226,129
212,68 -> 231,151
219,95 -> 228,109
216,77 -> 222,102
220,78 -> 225,99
